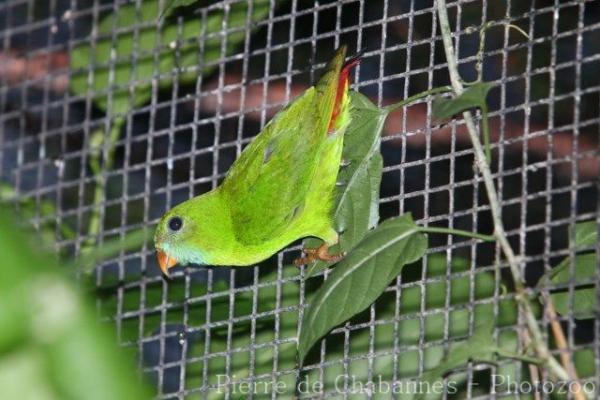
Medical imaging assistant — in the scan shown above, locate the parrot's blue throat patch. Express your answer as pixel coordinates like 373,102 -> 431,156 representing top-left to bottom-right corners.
159,242 -> 207,266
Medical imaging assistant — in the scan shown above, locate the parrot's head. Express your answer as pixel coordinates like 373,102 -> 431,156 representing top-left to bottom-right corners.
154,207 -> 189,276
154,197 -> 210,277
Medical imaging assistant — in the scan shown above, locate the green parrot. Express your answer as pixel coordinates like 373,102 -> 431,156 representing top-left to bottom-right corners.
154,46 -> 359,275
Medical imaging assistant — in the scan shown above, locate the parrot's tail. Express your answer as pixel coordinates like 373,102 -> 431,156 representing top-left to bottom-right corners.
328,53 -> 361,134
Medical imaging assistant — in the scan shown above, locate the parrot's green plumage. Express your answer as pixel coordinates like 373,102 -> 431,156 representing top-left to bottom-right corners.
155,46 -> 358,273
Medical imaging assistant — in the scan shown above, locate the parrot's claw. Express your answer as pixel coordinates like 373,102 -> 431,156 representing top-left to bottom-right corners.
302,248 -> 319,255
294,243 -> 346,266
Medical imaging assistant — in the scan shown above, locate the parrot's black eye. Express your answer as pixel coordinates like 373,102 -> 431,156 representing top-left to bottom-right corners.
168,216 -> 183,232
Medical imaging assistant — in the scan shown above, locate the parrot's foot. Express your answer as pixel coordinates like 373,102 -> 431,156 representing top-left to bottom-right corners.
294,243 -> 346,266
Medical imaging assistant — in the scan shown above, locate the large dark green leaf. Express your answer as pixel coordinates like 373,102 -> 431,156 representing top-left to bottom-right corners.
305,91 -> 386,277
432,82 -> 495,119
298,214 -> 427,363
70,0 -> 270,113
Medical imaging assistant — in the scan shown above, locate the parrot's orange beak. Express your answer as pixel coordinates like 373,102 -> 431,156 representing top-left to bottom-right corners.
156,249 -> 177,277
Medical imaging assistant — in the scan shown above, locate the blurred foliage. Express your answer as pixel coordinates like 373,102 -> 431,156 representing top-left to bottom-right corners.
0,207 -> 152,400
549,253 -> 596,319
161,0 -> 200,17
0,183 -> 75,246
70,0 -> 270,114
76,228 -> 151,274
539,221 -> 598,319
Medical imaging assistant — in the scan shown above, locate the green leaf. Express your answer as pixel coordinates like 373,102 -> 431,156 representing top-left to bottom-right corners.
305,91 -> 386,277
299,254 -> 521,398
550,253 -> 596,284
415,320 -> 497,400
161,0 -> 199,17
414,299 -> 528,400
573,220 -> 597,250
75,228 -> 151,273
414,255 -> 496,311
0,349 -> 57,400
298,214 -> 427,363
0,182 -> 75,242
549,254 -> 597,319
191,252 -> 515,398
573,348 -> 597,378
551,289 -> 596,320
0,208 -> 152,399
97,276 -> 251,343
70,0 -> 270,114
432,82 -> 495,119
539,220 -> 598,320
187,268 -> 300,397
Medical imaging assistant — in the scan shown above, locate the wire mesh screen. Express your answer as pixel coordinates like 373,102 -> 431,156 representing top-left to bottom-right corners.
0,0 -> 598,398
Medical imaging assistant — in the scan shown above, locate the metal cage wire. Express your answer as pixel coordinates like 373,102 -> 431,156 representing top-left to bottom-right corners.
0,0 -> 598,398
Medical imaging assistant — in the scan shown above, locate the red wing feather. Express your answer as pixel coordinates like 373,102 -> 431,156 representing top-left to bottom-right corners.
327,55 -> 360,133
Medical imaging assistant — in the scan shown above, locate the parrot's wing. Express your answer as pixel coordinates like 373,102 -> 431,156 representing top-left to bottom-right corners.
220,87 -> 326,244
220,46 -> 349,245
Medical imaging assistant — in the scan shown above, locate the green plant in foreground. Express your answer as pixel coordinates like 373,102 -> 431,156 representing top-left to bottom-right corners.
0,208 -> 152,400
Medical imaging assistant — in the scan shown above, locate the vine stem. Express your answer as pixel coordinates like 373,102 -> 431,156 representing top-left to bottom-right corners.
84,117 -> 125,250
543,292 -> 584,394
417,226 -> 495,242
384,85 -> 452,113
435,0 -> 583,394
